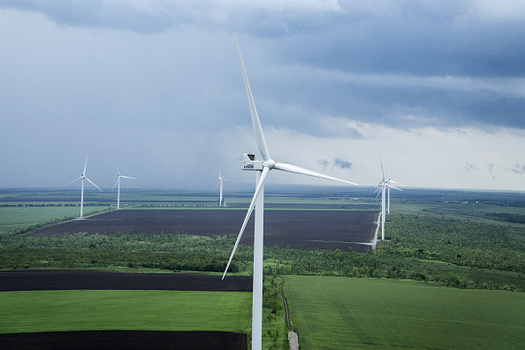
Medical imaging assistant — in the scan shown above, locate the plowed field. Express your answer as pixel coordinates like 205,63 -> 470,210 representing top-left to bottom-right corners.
30,209 -> 377,252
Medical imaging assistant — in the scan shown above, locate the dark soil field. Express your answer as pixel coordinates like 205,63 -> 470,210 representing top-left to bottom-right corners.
0,269 -> 252,292
0,270 -> 250,349
30,209 -> 378,252
0,331 -> 246,350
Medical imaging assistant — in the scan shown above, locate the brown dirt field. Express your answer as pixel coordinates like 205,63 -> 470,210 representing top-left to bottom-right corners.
0,270 -> 250,349
0,270 -> 252,292
0,331 -> 247,350
30,209 -> 378,252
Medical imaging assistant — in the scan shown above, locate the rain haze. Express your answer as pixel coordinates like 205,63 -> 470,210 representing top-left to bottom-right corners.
1,0 -> 525,191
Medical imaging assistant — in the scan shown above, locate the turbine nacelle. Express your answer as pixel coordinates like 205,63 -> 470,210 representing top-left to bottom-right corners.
242,153 -> 264,171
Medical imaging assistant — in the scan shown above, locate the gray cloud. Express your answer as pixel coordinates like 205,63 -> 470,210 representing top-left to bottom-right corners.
316,158 -> 353,170
0,0 -> 182,33
464,162 -> 478,172
317,159 -> 330,169
3,1 -> 524,132
332,157 -> 353,170
510,163 -> 525,174
1,2 -> 525,190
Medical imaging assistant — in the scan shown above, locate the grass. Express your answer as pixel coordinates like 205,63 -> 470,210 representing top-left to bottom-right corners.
0,290 -> 251,334
284,276 -> 525,350
0,206 -> 89,234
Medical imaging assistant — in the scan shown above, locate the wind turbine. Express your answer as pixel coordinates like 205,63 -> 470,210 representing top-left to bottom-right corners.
216,170 -> 226,206
112,164 -> 137,209
222,36 -> 358,350
66,155 -> 102,218
381,157 -> 402,215
375,157 -> 402,240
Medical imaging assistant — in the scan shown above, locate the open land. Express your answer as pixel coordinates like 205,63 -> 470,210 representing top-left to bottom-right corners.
284,275 -> 525,350
29,209 -> 378,252
0,269 -> 252,292
0,270 -> 251,349
2,188 -> 525,349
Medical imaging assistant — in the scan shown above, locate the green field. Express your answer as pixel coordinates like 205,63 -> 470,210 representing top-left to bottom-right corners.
0,290 -> 251,334
284,276 -> 525,349
0,206 -> 93,234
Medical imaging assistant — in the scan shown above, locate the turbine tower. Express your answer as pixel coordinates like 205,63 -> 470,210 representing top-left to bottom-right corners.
112,164 -> 136,209
222,36 -> 358,350
66,155 -> 102,218
375,176 -> 387,241
216,170 -> 226,206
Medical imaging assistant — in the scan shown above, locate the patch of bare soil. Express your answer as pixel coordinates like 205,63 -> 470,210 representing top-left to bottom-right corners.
0,270 -> 252,292
0,331 -> 247,350
30,209 -> 377,252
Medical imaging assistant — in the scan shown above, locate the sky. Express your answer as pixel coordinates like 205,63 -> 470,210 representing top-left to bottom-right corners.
1,0 -> 525,192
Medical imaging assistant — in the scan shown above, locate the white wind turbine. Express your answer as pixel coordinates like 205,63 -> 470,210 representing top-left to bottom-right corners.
375,157 -> 402,240
66,155 -> 102,218
216,170 -> 226,206
222,36 -> 358,350
382,158 -> 402,215
112,164 -> 137,209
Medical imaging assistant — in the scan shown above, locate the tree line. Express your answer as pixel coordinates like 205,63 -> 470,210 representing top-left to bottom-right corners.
1,223 -> 523,291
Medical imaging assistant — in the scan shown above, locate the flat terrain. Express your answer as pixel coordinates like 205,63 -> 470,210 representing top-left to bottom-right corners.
285,276 -> 525,349
0,331 -> 246,350
0,270 -> 252,292
30,209 -> 378,252
0,270 -> 251,349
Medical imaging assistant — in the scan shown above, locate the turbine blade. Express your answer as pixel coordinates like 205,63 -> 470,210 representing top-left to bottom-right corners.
120,176 -> 137,180
375,188 -> 382,200
112,178 -> 119,192
235,34 -> 271,162
66,177 -> 83,186
388,184 -> 403,191
274,162 -> 358,186
380,156 -> 386,180
222,166 -> 270,279
85,177 -> 102,192
83,155 -> 88,176
115,163 -> 121,176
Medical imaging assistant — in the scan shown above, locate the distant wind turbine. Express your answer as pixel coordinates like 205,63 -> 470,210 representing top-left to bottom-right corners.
112,164 -> 137,209
66,155 -> 102,218
222,35 -> 358,350
375,157 -> 402,240
215,170 -> 226,206
381,158 -> 402,215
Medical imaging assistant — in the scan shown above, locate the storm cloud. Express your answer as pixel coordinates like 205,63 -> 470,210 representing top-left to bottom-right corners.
1,1 -> 525,190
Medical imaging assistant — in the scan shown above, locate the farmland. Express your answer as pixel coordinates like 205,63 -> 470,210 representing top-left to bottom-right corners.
1,187 -> 525,349
29,209 -> 377,252
0,270 -> 252,349
284,276 -> 525,349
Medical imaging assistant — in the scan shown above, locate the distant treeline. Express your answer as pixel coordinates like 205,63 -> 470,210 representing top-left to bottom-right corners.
1,226 -> 523,292
485,212 -> 525,224
383,214 -> 525,274
0,233 -> 248,273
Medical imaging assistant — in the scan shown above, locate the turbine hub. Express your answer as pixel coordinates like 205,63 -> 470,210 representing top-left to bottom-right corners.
263,159 -> 276,169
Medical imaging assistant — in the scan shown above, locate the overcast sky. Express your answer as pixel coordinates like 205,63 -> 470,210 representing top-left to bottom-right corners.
1,0 -> 525,192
